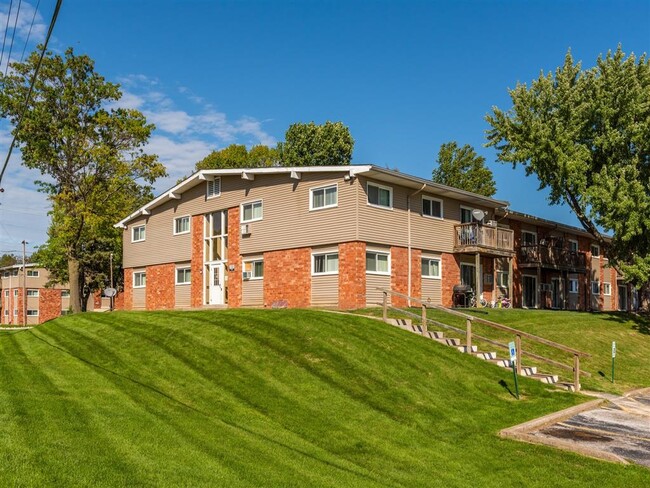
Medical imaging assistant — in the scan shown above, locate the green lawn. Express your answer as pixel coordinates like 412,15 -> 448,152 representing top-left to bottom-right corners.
0,309 -> 648,486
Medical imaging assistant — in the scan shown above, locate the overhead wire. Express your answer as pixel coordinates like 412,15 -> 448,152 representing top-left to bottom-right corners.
20,0 -> 40,62
0,0 -> 63,189
4,0 -> 23,76
0,0 -> 15,69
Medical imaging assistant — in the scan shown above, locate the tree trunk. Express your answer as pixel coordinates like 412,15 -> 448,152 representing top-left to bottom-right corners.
68,257 -> 82,313
640,283 -> 650,313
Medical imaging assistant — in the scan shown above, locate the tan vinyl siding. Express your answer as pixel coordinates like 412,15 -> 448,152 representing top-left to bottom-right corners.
175,284 -> 191,308
242,280 -> 263,306
604,292 -> 612,310
421,277 -> 442,304
366,274 -> 390,307
133,288 -> 146,309
26,296 -> 39,309
311,275 -> 338,307
61,297 -> 70,312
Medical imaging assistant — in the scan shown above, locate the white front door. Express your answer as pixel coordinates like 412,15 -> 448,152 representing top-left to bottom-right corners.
208,263 -> 225,305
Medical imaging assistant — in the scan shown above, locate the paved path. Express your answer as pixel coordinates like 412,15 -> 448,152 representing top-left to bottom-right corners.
501,388 -> 650,468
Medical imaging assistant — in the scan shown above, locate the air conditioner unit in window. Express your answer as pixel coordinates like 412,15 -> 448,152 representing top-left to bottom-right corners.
539,283 -> 552,292
242,271 -> 252,280
486,220 -> 497,227
241,224 -> 251,236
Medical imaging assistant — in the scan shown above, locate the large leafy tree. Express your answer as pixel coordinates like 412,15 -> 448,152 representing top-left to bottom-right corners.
278,121 -> 354,166
195,144 -> 279,170
432,142 -> 497,197
0,47 -> 166,312
486,47 -> 650,301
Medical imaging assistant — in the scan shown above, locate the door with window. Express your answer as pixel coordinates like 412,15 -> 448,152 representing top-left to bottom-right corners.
522,275 -> 537,308
208,263 -> 225,305
617,280 -> 628,311
204,211 -> 228,305
460,264 -> 476,292
551,278 -> 562,309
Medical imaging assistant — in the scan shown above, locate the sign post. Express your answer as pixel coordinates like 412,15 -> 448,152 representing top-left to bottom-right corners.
612,341 -> 616,383
509,341 -> 520,400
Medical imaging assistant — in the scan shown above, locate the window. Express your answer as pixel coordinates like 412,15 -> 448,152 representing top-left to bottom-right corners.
569,240 -> 579,253
569,279 -> 579,294
13,289 -> 18,296
366,251 -> 390,274
207,176 -> 221,198
133,271 -> 146,288
591,281 -> 600,295
205,211 -> 228,262
460,207 -> 474,224
497,271 -> 509,287
591,244 -> 600,257
27,269 -> 39,277
241,200 -> 263,223
26,289 -> 39,297
310,185 -> 338,210
3,310 -> 7,316
176,267 -> 191,285
61,310 -> 71,316
13,309 -> 17,316
132,225 -> 146,242
243,260 -> 264,279
603,283 -> 611,296
3,290 -> 8,297
2,271 -> 8,277
61,290 -> 70,298
422,196 -> 443,219
367,183 -> 392,209
26,310 -> 39,317
421,258 -> 441,278
174,216 -> 190,235
313,253 -> 339,275
11,269 -> 18,276
522,231 -> 537,246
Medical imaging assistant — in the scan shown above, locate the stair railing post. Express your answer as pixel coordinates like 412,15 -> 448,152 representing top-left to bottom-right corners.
515,334 -> 522,375
421,305 -> 427,334
382,291 -> 388,322
574,354 -> 580,392
466,318 -> 472,354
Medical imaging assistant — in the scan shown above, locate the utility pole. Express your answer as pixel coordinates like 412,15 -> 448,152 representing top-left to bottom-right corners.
109,252 -> 114,311
21,240 -> 27,326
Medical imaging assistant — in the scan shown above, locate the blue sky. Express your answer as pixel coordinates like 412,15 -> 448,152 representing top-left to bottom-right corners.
0,0 -> 648,254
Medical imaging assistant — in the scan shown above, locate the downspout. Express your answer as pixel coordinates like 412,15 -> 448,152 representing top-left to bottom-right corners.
407,184 -> 427,307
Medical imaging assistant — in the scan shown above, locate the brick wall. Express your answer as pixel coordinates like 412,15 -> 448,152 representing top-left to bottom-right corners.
441,253 -> 460,307
263,248 -> 311,308
391,246 -> 409,307
39,289 -> 61,323
510,220 -> 523,308
410,248 -> 422,301
191,215 -> 204,307
123,267 -> 133,310
227,207 -> 242,307
338,241 -> 366,309
146,263 -> 175,310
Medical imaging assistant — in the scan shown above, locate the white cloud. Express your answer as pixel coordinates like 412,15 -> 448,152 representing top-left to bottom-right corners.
145,135 -> 213,186
144,110 -> 193,134
0,2 -> 47,73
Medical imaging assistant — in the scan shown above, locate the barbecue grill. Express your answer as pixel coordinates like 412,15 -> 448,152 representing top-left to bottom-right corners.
453,284 -> 473,308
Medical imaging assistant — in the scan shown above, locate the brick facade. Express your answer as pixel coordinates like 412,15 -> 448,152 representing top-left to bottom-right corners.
39,289 -> 62,322
338,242 -> 366,309
145,263 -> 175,310
441,253 -> 460,307
390,246 -> 409,307
191,215 -> 204,307
263,248 -> 311,308
227,207 -> 243,307
123,267 -> 133,310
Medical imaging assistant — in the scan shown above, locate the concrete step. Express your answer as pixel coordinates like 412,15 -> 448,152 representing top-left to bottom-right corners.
487,358 -> 511,368
474,351 -> 497,360
422,330 -> 445,339
387,318 -> 412,327
556,382 -> 579,392
520,365 -> 538,376
457,345 -> 478,353
529,373 -> 559,384
434,337 -> 461,346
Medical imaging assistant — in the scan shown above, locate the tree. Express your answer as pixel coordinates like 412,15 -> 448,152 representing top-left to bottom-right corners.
278,121 -> 354,166
431,142 -> 497,197
485,47 -> 650,304
0,48 -> 166,312
0,254 -> 19,267
195,144 -> 279,170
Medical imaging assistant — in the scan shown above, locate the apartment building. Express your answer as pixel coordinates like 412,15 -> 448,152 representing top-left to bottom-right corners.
116,165 -> 635,312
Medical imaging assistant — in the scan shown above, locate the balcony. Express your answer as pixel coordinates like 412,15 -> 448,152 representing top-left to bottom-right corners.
454,223 -> 515,257
518,245 -> 587,273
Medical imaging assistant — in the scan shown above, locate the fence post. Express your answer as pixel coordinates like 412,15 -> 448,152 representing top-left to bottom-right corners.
382,291 -> 388,322
466,318 -> 472,354
574,354 -> 580,392
515,334 -> 522,375
421,305 -> 428,334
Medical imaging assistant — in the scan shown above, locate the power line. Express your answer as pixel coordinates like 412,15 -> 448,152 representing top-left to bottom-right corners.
0,0 -> 63,188
20,0 -> 41,62
0,0 -> 15,69
4,0 -> 23,76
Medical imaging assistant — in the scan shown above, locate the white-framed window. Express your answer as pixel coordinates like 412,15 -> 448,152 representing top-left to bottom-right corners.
3,309 -> 7,316
13,309 -> 17,316
13,289 -> 18,296
61,289 -> 70,298
497,271 -> 509,287
2,271 -> 8,277
173,216 -> 190,235
569,279 -> 579,294
568,240 -> 579,253
521,231 -> 537,246
460,206 -> 484,224
11,269 -> 18,276
26,310 -> 38,317
422,196 -> 443,219
133,271 -> 146,288
26,289 -> 39,297
243,260 -> 264,280
603,282 -> 611,296
27,269 -> 39,277
3,289 -> 8,297
366,251 -> 390,274
207,176 -> 221,199
176,267 -> 191,285
591,244 -> 600,257
591,281 -> 600,295
312,253 -> 339,275
421,257 -> 441,279
132,225 -> 146,242
241,200 -> 263,223
310,184 -> 338,210
367,182 -> 392,209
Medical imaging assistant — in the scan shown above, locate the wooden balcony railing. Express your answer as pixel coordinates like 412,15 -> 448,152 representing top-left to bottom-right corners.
518,245 -> 587,271
454,223 -> 514,254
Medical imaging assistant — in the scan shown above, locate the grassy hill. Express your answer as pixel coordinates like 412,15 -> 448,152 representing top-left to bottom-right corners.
0,309 -> 648,487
